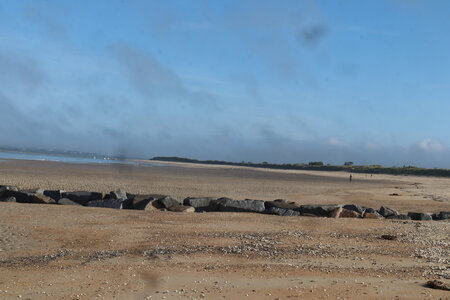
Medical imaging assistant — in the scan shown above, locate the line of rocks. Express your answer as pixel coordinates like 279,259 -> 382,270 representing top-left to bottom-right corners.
1,185 -> 449,221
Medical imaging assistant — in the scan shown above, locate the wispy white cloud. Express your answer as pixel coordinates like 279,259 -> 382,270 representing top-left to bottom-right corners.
417,138 -> 445,152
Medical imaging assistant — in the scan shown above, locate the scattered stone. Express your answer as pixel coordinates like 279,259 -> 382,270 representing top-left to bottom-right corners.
86,199 -> 124,209
339,208 -> 360,218
132,195 -> 165,211
378,206 -> 399,218
158,196 -> 179,209
264,199 -> 300,210
426,280 -> 450,291
381,234 -> 397,240
343,204 -> 365,215
183,197 -> 218,211
299,204 -> 342,217
58,198 -> 81,205
217,198 -> 265,213
62,191 -> 104,205
0,196 -> 16,202
168,204 -> 195,213
408,212 -> 432,221
264,207 -> 301,217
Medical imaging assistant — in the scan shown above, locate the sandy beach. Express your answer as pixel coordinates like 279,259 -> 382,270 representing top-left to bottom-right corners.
0,159 -> 449,299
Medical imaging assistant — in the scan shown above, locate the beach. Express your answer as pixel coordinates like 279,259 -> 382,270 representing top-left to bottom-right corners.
0,159 -> 449,299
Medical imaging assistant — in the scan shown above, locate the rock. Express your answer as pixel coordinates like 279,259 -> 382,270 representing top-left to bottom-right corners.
110,189 -> 127,200
183,197 -> 218,211
407,212 -> 432,221
363,211 -> 383,219
264,207 -> 301,217
33,188 -> 45,194
426,280 -> 450,291
132,195 -> 165,211
0,186 -> 5,198
217,198 -> 266,213
438,211 -> 450,220
381,234 -> 397,240
343,204 -> 365,215
386,214 -> 410,220
378,206 -> 399,218
329,207 -> 343,218
62,191 -> 104,205
168,204 -> 195,212
157,196 -> 179,209
0,196 -> 16,202
30,193 -> 56,204
58,198 -> 81,205
43,190 -> 64,201
299,204 -> 342,217
87,199 -> 124,209
339,208 -> 360,218
0,185 -> 18,193
264,199 -> 300,210
4,190 -> 34,203
364,207 -> 378,214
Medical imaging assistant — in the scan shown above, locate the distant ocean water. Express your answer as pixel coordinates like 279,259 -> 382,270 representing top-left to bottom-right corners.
0,151 -> 166,167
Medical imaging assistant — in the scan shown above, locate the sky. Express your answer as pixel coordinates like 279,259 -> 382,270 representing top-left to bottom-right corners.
1,0 -> 450,167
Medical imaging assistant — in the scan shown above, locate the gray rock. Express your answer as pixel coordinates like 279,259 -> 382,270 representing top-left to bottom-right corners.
378,206 -> 399,218
0,185 -> 18,193
183,197 -> 218,211
264,199 -> 300,210
43,190 -> 64,201
299,204 -> 342,217
264,207 -> 301,216
0,186 -> 5,198
407,212 -> 432,221
168,204 -> 195,212
363,207 -> 377,214
438,211 -> 450,220
0,196 -> 16,202
5,190 -> 34,203
363,211 -> 383,219
158,196 -> 179,209
110,189 -> 127,200
30,193 -> 56,204
132,194 -> 165,210
62,191 -> 104,205
217,198 -> 265,213
87,199 -> 124,209
343,204 -> 365,215
386,214 -> 410,220
58,198 -> 81,205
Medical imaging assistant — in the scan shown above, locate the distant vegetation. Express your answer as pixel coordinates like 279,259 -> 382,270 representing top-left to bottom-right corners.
151,156 -> 450,178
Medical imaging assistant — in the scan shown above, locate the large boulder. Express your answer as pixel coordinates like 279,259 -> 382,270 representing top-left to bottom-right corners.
264,199 -> 300,210
62,191 -> 104,205
363,210 -> 383,219
43,190 -> 64,201
378,206 -> 399,218
264,207 -> 301,217
183,197 -> 218,211
5,190 -> 34,203
343,204 -> 365,215
58,198 -> 82,205
30,193 -> 56,204
132,194 -> 165,211
217,198 -> 266,213
87,199 -> 124,209
158,196 -> 179,209
110,189 -> 127,200
339,208 -> 361,218
408,212 -> 432,221
386,214 -> 411,220
438,211 -> 450,220
168,204 -> 195,213
0,196 -> 16,202
299,204 -> 342,217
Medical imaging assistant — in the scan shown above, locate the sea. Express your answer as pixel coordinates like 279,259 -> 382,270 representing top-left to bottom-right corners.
0,151 -> 167,167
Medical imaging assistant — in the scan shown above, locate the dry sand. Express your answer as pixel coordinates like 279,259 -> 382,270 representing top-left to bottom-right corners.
0,159 -> 449,299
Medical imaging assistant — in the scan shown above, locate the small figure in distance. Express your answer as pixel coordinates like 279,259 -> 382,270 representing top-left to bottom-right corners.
349,174 -> 352,182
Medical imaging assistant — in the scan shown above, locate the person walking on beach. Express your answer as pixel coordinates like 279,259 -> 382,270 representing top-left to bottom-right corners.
349,174 -> 352,182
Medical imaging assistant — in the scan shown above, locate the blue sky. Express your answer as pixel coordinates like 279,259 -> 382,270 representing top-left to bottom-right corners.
1,0 -> 450,167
